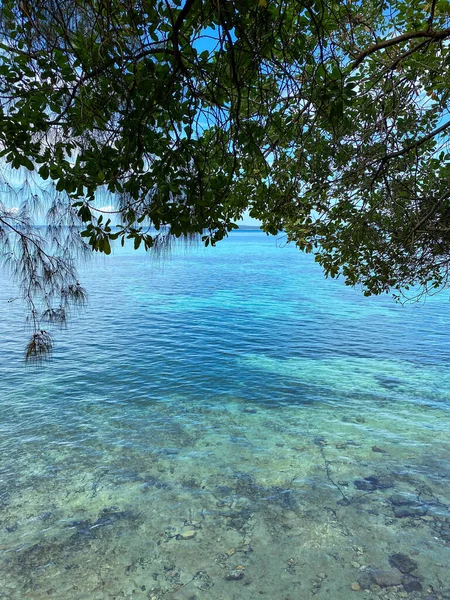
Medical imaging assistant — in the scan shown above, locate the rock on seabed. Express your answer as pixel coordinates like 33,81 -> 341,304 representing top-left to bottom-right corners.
177,530 -> 197,540
389,553 -> 418,574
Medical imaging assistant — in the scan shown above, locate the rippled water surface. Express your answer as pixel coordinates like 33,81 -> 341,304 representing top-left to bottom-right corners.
1,231 -> 450,600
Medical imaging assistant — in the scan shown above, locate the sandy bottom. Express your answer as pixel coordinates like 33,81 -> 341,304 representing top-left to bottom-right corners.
0,393 -> 449,600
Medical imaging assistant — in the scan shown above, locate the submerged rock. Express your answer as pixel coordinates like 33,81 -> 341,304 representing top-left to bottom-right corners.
369,568 -> 403,588
356,570 -> 373,589
358,568 -> 402,589
225,569 -> 244,581
314,436 -> 328,446
389,492 -> 419,506
354,475 -> 394,491
402,575 -> 422,592
393,505 -> 427,518
176,530 -> 196,540
389,553 -> 418,574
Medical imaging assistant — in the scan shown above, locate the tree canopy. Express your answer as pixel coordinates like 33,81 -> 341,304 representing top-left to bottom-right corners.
0,0 -> 450,359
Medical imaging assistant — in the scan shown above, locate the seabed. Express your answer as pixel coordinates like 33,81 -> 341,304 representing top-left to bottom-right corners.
0,389 -> 449,600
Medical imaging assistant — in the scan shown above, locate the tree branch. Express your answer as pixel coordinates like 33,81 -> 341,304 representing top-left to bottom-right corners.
428,0 -> 438,29
383,119 -> 450,161
172,0 -> 197,69
83,45 -> 173,81
412,191 -> 450,237
387,38 -> 432,71
0,40 -> 39,59
352,27 -> 450,68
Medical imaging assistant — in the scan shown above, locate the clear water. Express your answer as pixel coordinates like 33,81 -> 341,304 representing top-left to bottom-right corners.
0,231 -> 449,600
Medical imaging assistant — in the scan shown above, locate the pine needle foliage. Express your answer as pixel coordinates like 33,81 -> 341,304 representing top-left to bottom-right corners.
1,0 -> 450,358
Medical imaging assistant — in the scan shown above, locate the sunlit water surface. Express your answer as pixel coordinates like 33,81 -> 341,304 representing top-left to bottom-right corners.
0,231 -> 449,600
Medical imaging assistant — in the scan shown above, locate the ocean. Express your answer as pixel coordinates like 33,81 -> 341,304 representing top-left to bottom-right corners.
0,230 -> 449,599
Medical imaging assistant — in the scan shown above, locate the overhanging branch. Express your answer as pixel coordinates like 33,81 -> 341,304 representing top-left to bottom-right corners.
352,27 -> 450,68
172,0 -> 197,69
383,119 -> 450,161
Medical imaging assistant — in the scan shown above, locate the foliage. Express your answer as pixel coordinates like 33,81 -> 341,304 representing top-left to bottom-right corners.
0,0 -> 450,357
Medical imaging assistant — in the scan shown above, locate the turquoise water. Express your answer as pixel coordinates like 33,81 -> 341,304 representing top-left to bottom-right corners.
0,231 -> 449,599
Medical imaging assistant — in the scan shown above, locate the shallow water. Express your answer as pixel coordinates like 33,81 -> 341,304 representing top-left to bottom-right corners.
0,231 -> 449,600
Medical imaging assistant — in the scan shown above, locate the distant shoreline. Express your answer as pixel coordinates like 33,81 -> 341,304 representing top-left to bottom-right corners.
35,224 -> 264,231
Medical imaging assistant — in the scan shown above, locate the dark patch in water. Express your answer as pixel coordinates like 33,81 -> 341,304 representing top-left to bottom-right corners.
38,511 -> 53,521
375,374 -> 402,389
66,507 -> 138,539
110,468 -> 143,484
229,436 -> 252,447
157,448 -> 179,456
215,485 -> 233,496
354,474 -> 395,491
265,486 -> 296,510
232,472 -> 297,510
